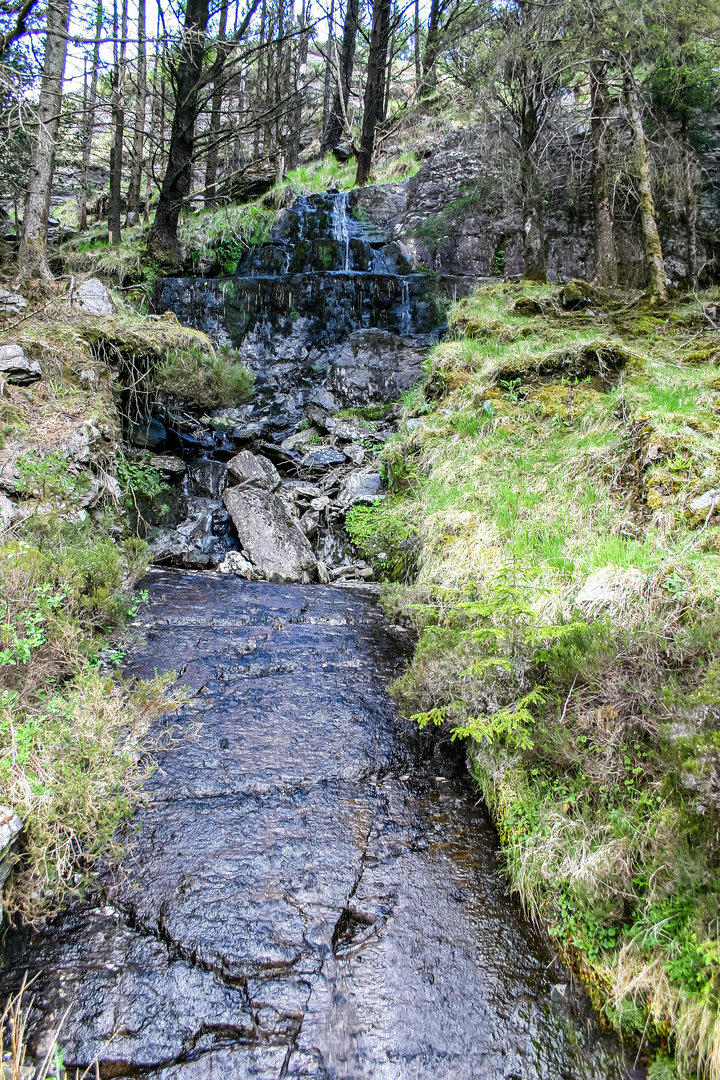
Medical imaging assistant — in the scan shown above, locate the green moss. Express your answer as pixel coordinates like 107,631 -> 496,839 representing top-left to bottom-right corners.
346,500 -> 417,582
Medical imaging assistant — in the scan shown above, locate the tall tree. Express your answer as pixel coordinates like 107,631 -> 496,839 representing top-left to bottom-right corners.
203,0 -> 229,207
126,0 -> 148,225
108,0 -> 129,244
355,0 -> 391,185
589,60 -> 618,286
321,0 -> 358,153
19,0 -> 71,279
79,0 -> 102,232
622,55 -> 668,301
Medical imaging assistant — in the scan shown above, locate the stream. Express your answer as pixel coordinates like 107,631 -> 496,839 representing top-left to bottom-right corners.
2,570 -> 633,1079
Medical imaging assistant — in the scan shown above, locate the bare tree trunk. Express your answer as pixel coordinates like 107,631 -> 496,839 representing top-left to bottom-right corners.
321,0 -> 358,154
19,0 -> 70,279
414,0 -> 421,86
590,60 -> 617,287
622,57 -> 668,302
286,0 -> 308,169
421,0 -> 440,92
253,0 -> 266,158
204,0 -> 229,207
126,0 -> 147,225
321,0 -> 335,137
108,0 -> 129,244
355,0 -> 390,185
79,0 -> 101,232
382,21 -> 395,121
517,101 -> 545,283
146,0 -> 211,268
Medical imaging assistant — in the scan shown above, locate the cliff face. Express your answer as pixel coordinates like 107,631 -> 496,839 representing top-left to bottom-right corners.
389,127 -> 720,287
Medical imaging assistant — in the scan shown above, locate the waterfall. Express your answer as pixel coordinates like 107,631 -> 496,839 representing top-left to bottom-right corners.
332,192 -> 351,272
398,279 -> 412,336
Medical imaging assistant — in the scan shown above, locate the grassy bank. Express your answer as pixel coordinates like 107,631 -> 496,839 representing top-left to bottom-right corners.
365,282 -> 720,1078
0,302 -> 204,924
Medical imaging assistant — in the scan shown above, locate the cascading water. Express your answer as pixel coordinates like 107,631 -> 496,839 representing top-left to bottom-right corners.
331,191 -> 351,273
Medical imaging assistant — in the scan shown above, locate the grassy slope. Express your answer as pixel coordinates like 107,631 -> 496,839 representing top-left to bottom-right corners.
369,282 -> 720,1078
0,303 -> 214,923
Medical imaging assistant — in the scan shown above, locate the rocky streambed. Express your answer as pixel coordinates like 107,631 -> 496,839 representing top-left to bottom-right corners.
1,571 -> 632,1079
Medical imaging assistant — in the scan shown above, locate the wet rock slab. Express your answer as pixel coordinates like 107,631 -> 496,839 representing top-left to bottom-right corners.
2,572 -> 629,1080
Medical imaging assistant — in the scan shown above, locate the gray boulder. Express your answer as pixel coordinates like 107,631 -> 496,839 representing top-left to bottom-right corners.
338,471 -> 383,508
226,450 -> 281,491
0,344 -> 41,385
301,446 -> 346,468
0,806 -> 23,923
0,289 -> 27,317
223,486 -> 317,582
72,278 -> 114,316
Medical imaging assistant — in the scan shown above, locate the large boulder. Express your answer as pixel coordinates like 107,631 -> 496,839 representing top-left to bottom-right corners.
329,329 -> 426,406
223,486 -> 316,582
72,278 -> 114,316
0,344 -> 41,385
226,449 -> 281,491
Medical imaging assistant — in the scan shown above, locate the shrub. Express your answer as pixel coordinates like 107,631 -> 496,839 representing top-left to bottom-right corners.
154,345 -> 254,407
346,500 -> 418,581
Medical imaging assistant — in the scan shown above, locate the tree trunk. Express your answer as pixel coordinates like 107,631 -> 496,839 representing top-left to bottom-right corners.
382,23 -> 395,122
413,0 -> 421,86
518,104 -> 546,282
354,0 -> 391,186
253,0 -> 266,158
589,60 -> 617,287
204,0 -> 229,207
146,0 -> 210,269
126,0 -> 147,225
622,58 -> 668,301
19,0 -> 70,279
421,0 -> 440,92
79,0 -> 101,232
108,0 -> 129,244
321,0 -> 358,154
321,0 -> 335,137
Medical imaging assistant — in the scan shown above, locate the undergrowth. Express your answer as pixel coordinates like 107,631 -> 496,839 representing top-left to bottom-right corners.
153,344 -> 254,408
382,281 -> 720,1077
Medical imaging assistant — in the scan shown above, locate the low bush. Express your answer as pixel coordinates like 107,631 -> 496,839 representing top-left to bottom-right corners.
346,500 -> 418,581
154,344 -> 254,407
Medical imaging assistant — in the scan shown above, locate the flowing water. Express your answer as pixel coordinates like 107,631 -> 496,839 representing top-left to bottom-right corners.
2,571 -> 633,1079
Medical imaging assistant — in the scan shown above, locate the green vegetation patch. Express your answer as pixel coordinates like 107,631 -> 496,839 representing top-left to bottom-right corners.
379,282 -> 720,1074
154,345 -> 254,408
346,500 -> 418,582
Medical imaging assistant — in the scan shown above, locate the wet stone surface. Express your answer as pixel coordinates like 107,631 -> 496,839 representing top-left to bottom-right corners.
2,571 -> 630,1079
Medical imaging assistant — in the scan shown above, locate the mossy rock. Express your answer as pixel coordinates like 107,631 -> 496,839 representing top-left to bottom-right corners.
681,344 -> 720,365
559,278 -> 607,310
514,296 -> 548,316
491,339 -> 637,388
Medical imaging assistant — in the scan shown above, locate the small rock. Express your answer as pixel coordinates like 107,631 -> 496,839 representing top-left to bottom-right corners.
281,427 -> 320,452
0,343 -> 41,385
65,421 -> 101,463
550,983 -> 569,1004
217,550 -> 255,578
305,404 -> 331,430
344,442 -> 366,465
0,493 -> 15,531
689,489 -> 720,513
231,420 -> 271,441
227,450 -> 281,491
0,806 -> 23,923
0,288 -> 27,316
301,446 -> 346,469
317,560 -> 330,584
151,454 -> 187,478
72,278 -> 114,316
79,368 -> 100,392
337,471 -> 383,508
310,389 -> 337,411
223,486 -> 316,582
299,508 -> 321,538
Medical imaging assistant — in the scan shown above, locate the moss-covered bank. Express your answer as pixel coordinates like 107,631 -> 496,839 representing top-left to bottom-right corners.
366,282 -> 720,1079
